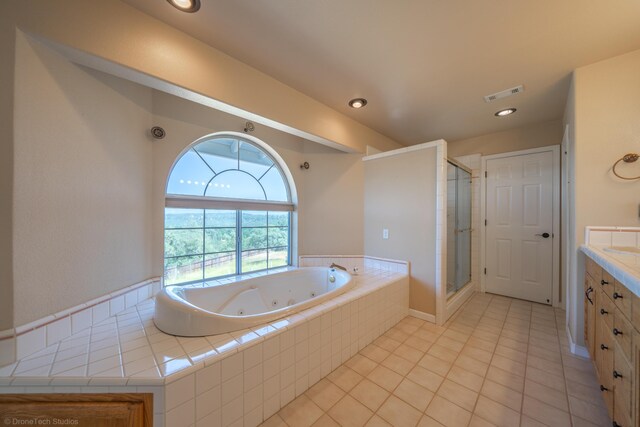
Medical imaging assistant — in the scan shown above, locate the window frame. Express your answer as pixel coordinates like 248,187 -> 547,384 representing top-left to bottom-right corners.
163,135 -> 294,286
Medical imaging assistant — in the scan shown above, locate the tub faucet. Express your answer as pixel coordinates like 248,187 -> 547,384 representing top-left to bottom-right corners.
330,263 -> 347,271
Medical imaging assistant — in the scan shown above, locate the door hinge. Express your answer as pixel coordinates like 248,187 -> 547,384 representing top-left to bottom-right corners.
484,219 -> 487,226
485,171 -> 487,178
484,268 -> 487,275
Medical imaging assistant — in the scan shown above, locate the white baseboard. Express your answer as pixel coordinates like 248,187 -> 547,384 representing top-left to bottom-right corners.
409,309 -> 436,323
566,324 -> 590,359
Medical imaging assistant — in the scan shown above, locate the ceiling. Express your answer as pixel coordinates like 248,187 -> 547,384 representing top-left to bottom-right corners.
121,0 -> 640,145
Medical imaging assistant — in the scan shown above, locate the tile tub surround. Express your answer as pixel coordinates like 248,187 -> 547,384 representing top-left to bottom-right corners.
0,277 -> 161,368
298,255 -> 409,275
0,264 -> 409,427
582,226 -> 640,296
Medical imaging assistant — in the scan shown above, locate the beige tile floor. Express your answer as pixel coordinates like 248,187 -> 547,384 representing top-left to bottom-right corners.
260,293 -> 610,427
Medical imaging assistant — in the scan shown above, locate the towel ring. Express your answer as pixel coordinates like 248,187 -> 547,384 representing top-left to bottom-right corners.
612,153 -> 640,180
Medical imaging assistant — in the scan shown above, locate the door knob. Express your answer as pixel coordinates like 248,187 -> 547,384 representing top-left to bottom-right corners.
535,232 -> 550,238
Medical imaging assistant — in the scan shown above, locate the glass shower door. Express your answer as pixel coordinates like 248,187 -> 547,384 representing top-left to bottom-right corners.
447,161 -> 472,297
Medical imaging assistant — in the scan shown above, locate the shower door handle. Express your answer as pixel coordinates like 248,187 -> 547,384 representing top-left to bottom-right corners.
455,228 -> 473,234
535,232 -> 550,238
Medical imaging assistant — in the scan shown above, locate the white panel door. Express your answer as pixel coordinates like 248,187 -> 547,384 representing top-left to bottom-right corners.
485,151 -> 554,304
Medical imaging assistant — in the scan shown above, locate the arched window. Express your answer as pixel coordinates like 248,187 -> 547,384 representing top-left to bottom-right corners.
164,135 -> 294,286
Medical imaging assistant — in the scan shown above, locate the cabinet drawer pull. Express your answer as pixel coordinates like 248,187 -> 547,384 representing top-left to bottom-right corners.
585,287 -> 593,304
612,328 -> 623,336
613,370 -> 623,379
600,385 -> 609,391
600,344 -> 609,350
613,292 -> 623,299
600,279 -> 609,286
600,308 -> 608,315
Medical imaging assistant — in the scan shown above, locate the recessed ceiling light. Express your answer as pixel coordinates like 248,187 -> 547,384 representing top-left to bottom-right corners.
348,98 -> 368,109
495,108 -> 517,117
167,0 -> 201,13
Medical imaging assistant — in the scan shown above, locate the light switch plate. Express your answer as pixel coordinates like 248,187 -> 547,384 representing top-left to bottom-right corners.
383,229 -> 389,239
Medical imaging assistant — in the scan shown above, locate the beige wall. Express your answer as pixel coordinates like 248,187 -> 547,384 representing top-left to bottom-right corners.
0,7 -> 16,330
13,33 -> 155,325
565,48 -> 640,346
8,34 -> 372,326
364,147 -> 439,315
573,49 -> 640,234
448,120 -> 563,158
1,0 -> 400,154
298,143 -> 365,256
151,92 -> 366,277
1,0 -> 403,329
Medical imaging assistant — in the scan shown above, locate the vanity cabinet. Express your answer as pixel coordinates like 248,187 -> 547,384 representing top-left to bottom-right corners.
585,255 -> 638,427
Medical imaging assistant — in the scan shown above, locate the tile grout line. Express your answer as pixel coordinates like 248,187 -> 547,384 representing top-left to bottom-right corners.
519,299 -> 533,426
419,294 -> 492,425
467,295 -> 513,426
269,295 -> 589,427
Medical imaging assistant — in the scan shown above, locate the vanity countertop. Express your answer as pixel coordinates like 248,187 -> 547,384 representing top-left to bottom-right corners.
580,244 -> 640,297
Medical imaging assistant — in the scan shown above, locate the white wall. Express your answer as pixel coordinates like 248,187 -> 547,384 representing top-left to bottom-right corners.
564,48 -> 640,347
13,33 -> 155,325
364,147 -> 439,315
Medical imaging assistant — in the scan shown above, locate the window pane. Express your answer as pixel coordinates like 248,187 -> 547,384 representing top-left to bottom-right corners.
242,228 -> 267,251
164,255 -> 203,285
268,211 -> 289,227
242,211 -> 267,227
195,138 -> 239,172
205,252 -> 236,278
260,167 -> 288,201
165,229 -> 203,257
242,249 -> 267,273
165,208 -> 204,229
268,248 -> 288,268
205,171 -> 265,200
166,150 -> 214,196
268,227 -> 288,247
205,210 -> 236,227
239,141 -> 274,179
205,228 -> 236,253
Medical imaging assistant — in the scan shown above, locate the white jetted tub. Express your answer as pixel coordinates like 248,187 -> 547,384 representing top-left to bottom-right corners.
154,267 -> 354,336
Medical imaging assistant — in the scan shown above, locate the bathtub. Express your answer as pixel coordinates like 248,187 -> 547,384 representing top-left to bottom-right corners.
154,267 -> 354,336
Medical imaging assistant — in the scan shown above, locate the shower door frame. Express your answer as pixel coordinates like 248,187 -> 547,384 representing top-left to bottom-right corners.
446,158 -> 473,296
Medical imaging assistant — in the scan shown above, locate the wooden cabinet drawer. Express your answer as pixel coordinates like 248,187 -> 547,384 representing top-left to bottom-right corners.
613,280 -> 633,321
613,349 -> 634,426
601,269 -> 615,300
632,290 -> 640,329
597,289 -> 615,330
586,256 -> 602,283
596,322 -> 615,418
613,308 -> 633,361
597,321 -> 615,377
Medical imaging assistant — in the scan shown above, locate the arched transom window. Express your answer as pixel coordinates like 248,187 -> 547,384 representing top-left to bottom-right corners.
164,136 -> 293,286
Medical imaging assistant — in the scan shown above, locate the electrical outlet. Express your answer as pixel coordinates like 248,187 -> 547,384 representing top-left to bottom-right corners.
383,229 -> 389,239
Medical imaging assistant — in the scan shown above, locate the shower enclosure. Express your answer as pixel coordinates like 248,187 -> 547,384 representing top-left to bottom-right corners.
447,160 -> 472,297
